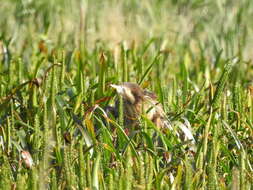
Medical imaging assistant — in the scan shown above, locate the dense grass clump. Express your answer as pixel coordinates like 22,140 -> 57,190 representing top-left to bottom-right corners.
0,0 -> 253,189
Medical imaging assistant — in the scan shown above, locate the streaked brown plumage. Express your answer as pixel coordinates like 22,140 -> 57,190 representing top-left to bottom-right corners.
110,82 -> 168,129
109,82 -> 196,169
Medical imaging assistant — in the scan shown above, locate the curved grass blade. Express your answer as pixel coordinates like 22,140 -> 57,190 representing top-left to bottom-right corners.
92,152 -> 101,190
72,113 -> 94,155
138,53 -> 161,85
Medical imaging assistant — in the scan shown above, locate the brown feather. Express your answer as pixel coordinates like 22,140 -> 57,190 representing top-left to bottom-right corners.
111,83 -> 167,129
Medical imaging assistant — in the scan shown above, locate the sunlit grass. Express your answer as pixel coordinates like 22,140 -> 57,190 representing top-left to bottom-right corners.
0,0 -> 253,189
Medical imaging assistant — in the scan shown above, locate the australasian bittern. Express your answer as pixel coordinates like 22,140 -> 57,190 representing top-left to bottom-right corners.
109,82 -> 195,145
109,82 -> 169,129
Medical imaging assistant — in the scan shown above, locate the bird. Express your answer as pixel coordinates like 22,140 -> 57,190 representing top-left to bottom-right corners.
109,82 -> 168,130
109,82 -> 196,145
109,82 -> 196,183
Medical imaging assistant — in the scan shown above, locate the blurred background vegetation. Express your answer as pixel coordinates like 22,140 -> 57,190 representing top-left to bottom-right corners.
1,0 -> 253,56
1,0 -> 253,88
0,0 -> 253,189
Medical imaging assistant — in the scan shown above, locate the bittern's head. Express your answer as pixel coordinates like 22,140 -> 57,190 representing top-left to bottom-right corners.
110,82 -> 144,104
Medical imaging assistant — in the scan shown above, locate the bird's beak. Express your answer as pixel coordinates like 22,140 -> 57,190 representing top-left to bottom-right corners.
110,83 -> 136,104
110,84 -> 124,94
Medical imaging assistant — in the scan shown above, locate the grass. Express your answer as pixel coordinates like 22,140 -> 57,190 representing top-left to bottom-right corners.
0,0 -> 253,189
